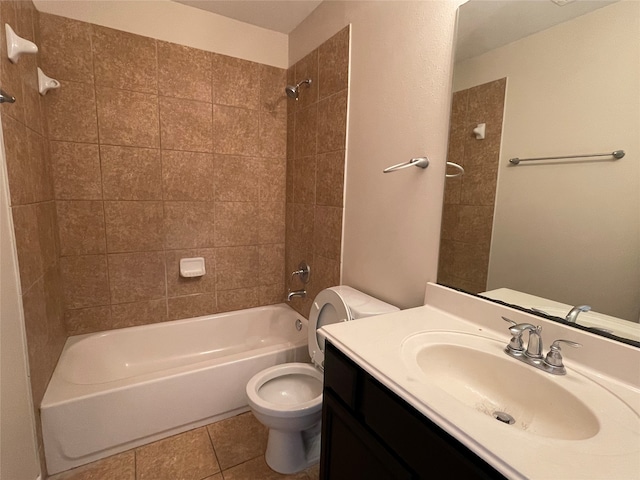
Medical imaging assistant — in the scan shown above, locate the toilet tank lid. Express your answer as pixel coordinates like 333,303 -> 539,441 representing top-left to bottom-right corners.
329,286 -> 399,318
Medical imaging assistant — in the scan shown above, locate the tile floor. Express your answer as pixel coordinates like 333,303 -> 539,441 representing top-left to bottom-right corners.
48,412 -> 319,480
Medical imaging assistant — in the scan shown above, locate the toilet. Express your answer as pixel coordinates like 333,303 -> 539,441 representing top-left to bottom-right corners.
246,286 -> 399,474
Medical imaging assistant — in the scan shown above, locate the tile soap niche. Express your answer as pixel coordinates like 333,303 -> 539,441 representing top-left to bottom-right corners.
180,257 -> 206,278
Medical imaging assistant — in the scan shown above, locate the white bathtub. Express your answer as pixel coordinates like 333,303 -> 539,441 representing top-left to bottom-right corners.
41,304 -> 309,475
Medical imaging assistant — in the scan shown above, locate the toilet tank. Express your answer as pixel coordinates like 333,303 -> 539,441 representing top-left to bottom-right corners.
331,286 -> 399,319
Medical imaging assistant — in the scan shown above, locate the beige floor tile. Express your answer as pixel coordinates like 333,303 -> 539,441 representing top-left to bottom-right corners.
48,451 -> 135,480
303,463 -> 320,480
135,427 -> 220,480
206,412 -> 268,470
221,457 -> 310,480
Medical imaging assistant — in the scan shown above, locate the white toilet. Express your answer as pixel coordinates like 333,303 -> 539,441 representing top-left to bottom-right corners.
246,286 -> 399,474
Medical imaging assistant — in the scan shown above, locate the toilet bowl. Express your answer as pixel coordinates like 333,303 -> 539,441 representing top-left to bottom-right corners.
246,286 -> 399,474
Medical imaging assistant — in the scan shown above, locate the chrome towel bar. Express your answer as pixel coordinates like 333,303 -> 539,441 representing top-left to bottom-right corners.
383,157 -> 429,173
509,150 -> 625,165
446,161 -> 464,178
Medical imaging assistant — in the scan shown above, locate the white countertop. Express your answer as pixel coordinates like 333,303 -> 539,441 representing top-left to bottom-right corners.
321,284 -> 640,479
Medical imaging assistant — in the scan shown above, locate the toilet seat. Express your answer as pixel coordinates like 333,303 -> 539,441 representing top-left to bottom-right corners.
308,288 -> 351,369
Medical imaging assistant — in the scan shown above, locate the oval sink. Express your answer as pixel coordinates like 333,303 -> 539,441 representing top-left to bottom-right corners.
402,332 -> 600,440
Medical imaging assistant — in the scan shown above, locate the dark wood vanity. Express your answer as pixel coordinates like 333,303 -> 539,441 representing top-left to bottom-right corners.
319,342 -> 505,479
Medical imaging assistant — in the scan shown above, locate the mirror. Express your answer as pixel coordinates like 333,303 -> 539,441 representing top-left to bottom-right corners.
439,0 -> 639,345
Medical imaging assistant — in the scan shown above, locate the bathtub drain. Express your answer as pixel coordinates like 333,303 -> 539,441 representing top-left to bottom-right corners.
493,411 -> 515,425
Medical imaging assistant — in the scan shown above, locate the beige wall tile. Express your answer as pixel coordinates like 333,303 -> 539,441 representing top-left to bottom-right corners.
213,105 -> 259,156
64,306 -> 112,336
286,111 -> 294,163
96,87 -> 159,148
456,205 -> 494,245
159,97 -> 213,152
317,90 -> 347,154
214,202 -> 259,246
108,251 -> 166,304
459,163 -> 498,206
2,115 -> 31,204
308,254 -> 340,299
290,203 -> 315,253
217,287 -> 260,313
212,54 -> 260,109
206,413 -> 267,470
38,13 -> 93,83
50,142 -> 102,200
440,204 -> 459,242
214,155 -> 259,202
36,201 -> 59,268
100,145 -> 162,200
168,293 -> 217,321
258,244 -> 284,286
57,200 -> 106,256
260,64 -> 287,112
258,201 -> 285,245
158,41 -> 211,102
258,284 -> 284,305
60,255 -> 110,309
293,105 -> 317,159
92,25 -> 157,93
135,427 -> 219,480
259,106 -> 287,158
215,246 -> 259,291
110,299 -> 168,328
313,206 -> 342,261
25,128 -> 52,202
21,277 -> 50,409
165,248 -> 216,296
22,56 -> 44,135
46,80 -> 98,143
259,158 -> 286,203
316,150 -> 345,207
318,27 -> 349,99
162,151 -> 215,201
293,155 -> 316,204
293,49 -> 319,110
12,204 -> 44,291
164,201 -> 216,249
104,201 -> 164,252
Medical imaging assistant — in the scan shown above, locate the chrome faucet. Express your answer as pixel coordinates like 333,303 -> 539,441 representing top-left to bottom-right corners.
502,317 -> 581,375
565,305 -> 591,323
287,290 -> 306,301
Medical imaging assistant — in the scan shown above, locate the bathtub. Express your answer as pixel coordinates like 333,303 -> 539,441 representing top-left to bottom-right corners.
41,304 -> 309,475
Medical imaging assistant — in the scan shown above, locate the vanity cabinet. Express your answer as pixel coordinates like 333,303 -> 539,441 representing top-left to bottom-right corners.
320,342 -> 505,480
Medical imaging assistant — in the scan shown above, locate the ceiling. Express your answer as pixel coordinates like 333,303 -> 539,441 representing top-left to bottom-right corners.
173,0 -> 323,34
456,0 -> 618,62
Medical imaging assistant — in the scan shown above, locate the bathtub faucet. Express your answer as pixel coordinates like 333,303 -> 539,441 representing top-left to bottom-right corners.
287,289 -> 306,301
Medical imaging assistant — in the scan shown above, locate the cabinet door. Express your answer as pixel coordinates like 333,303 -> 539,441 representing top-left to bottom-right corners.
320,390 -> 414,480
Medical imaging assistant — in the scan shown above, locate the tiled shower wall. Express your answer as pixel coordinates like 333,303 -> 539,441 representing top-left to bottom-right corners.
285,27 -> 349,318
37,13 -> 288,335
1,0 -> 65,472
438,78 -> 506,293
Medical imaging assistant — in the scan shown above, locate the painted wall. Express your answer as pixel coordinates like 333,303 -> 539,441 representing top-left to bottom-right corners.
32,0 -> 288,68
453,1 -> 640,321
289,1 -> 462,309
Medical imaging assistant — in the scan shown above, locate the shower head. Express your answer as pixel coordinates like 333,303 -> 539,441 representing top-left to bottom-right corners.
285,78 -> 312,100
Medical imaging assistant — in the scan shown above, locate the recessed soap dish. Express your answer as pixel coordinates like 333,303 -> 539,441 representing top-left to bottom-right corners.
180,257 -> 205,278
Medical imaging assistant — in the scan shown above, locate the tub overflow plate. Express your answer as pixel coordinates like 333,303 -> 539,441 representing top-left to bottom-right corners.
493,411 -> 515,425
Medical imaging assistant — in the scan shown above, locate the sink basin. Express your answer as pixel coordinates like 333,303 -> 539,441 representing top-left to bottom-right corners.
402,332 -> 601,440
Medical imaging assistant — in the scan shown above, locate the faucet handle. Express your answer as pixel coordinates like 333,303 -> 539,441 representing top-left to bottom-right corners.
544,339 -> 582,372
501,316 -> 516,326
501,318 -> 533,353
